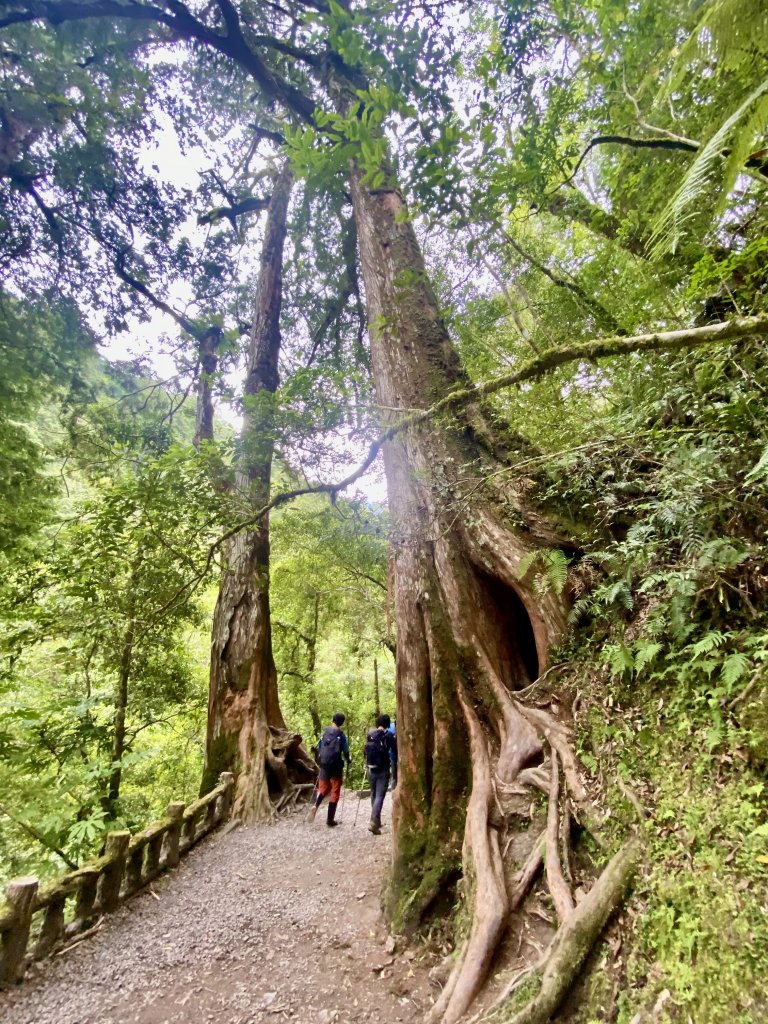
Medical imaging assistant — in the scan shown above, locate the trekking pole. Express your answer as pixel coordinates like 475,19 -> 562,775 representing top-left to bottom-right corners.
353,786 -> 361,828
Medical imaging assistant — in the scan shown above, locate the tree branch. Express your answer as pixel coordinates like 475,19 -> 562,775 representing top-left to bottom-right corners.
113,256 -> 200,337
504,230 -> 624,334
563,133 -> 768,188
0,800 -> 79,871
6,1 -> 318,123
154,314 -> 768,617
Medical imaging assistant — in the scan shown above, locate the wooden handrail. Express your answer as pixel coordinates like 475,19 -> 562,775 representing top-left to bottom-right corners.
0,772 -> 235,988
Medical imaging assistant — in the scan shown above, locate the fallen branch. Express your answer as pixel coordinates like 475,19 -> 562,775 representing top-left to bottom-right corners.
55,916 -> 104,956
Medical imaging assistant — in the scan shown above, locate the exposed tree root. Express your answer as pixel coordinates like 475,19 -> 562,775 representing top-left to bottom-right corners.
545,753 -> 574,925
498,837 -> 641,1024
429,691 -> 510,1024
507,833 -> 544,910
233,722 -> 316,824
431,676 -> 637,1024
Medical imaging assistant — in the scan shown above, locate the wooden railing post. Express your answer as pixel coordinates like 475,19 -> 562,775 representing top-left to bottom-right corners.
145,832 -> 164,882
35,895 -> 66,959
204,794 -> 219,831
127,841 -> 146,895
163,802 -> 185,868
98,831 -> 130,912
0,876 -> 38,987
219,772 -> 235,820
73,867 -> 100,931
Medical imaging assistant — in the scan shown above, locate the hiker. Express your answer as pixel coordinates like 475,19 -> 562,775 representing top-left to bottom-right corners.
365,713 -> 397,834
306,712 -> 351,827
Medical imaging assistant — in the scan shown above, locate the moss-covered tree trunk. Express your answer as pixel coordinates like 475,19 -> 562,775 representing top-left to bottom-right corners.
349,165 -> 632,1024
202,163 -> 314,821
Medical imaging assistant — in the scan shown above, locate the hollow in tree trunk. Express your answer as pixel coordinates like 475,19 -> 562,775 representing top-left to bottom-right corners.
202,163 -> 315,821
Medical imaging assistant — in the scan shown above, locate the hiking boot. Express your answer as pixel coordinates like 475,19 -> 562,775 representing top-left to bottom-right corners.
326,819 -> 340,827
326,801 -> 339,827
306,803 -> 318,824
368,820 -> 381,835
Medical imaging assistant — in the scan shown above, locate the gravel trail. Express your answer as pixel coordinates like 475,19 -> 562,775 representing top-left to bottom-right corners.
0,797 -> 435,1024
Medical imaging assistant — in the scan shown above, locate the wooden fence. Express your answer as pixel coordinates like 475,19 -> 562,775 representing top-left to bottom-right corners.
0,771 -> 234,989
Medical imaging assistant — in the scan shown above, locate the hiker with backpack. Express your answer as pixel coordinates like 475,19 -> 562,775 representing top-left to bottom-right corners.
365,713 -> 397,835
306,712 -> 351,827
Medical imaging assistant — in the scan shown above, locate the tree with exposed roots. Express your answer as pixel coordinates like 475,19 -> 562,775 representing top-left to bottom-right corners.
6,2 -> 766,1019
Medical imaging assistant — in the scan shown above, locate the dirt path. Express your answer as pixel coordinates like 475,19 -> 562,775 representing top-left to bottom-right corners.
0,796 -> 436,1024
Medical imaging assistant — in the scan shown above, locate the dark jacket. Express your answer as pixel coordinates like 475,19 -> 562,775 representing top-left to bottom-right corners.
317,725 -> 350,778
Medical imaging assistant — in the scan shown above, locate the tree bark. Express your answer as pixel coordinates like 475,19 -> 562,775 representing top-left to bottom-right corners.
201,162 -> 314,820
193,326 -> 221,447
348,158 -> 628,1022
306,593 -> 322,739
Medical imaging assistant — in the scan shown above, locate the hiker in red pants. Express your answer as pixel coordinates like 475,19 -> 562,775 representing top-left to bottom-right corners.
306,712 -> 350,827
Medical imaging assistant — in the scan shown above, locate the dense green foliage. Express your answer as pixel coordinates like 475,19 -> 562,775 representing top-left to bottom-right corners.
1,0 -> 767,1019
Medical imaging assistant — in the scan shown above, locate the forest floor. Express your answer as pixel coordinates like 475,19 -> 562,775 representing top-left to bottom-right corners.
0,794 -> 438,1024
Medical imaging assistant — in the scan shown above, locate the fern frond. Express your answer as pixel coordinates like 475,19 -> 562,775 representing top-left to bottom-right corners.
721,651 -> 749,688
649,77 -> 768,256
542,549 -> 570,595
517,551 -> 538,580
658,0 -> 768,100
716,92 -> 768,218
745,445 -> 768,485
634,640 -> 663,673
690,630 -> 728,657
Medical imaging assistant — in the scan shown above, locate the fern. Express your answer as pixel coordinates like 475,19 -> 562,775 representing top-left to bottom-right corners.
649,77 -> 768,256
516,551 -> 538,580
659,0 -> 768,99
745,445 -> 768,485
517,548 -> 570,596
721,651 -> 749,689
603,579 -> 634,611
603,642 -> 634,678
690,630 -> 729,658
634,639 -> 663,674
542,548 -> 569,595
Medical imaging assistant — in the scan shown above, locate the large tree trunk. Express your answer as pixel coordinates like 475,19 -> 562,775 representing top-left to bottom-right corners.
202,163 -> 314,821
349,166 -> 635,1023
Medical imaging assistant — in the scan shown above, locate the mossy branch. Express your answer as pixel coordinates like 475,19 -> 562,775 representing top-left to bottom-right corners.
157,314 -> 768,616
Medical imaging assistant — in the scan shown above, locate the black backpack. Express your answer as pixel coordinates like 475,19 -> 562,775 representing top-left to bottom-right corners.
317,726 -> 343,768
365,728 -> 389,769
